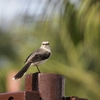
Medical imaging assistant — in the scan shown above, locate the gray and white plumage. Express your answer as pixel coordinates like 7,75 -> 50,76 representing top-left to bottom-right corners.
13,41 -> 51,80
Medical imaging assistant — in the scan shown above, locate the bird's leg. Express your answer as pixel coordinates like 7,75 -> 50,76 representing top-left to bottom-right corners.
36,65 -> 40,73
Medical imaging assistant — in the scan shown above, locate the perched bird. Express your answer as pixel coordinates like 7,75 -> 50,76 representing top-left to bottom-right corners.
13,41 -> 51,80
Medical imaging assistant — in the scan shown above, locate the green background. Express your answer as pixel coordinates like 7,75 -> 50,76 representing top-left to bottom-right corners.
0,0 -> 100,100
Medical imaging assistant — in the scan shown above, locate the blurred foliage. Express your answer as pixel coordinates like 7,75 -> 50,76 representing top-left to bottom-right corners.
0,0 -> 100,100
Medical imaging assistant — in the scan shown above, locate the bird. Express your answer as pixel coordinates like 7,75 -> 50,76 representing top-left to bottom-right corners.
12,41 -> 51,80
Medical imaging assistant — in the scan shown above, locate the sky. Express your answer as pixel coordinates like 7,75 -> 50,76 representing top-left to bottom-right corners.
0,0 -> 79,29
0,0 -> 79,20
0,0 -> 42,20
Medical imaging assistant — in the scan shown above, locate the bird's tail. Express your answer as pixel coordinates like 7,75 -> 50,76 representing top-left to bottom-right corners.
12,62 -> 31,81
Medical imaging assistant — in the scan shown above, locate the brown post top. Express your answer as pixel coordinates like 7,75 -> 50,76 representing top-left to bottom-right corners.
0,72 -> 88,100
25,72 -> 65,100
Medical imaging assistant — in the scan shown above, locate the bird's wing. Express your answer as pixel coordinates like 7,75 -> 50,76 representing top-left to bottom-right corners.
31,51 -> 51,62
25,48 -> 51,63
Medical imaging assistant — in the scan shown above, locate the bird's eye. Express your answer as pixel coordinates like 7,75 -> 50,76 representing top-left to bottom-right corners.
42,43 -> 49,45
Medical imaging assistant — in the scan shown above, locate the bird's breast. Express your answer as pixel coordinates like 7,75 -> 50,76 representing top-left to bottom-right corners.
31,59 -> 48,66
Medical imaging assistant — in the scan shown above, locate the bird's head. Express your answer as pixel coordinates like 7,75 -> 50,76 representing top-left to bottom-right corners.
42,41 -> 49,45
40,41 -> 51,52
